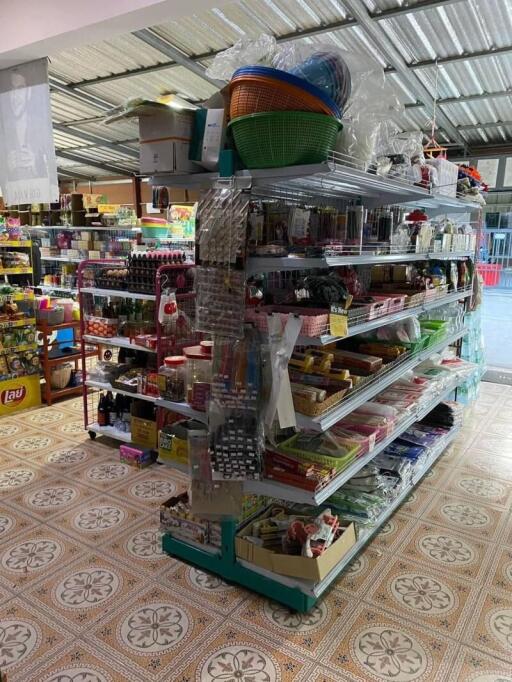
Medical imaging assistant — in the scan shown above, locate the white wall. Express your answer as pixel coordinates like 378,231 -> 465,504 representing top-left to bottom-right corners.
0,0 -> 220,67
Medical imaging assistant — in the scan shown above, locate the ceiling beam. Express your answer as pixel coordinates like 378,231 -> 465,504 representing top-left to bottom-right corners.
404,88 -> 512,111
49,77 -> 115,111
370,0 -> 466,20
56,150 -> 134,177
341,0 -> 466,148
409,45 -> 512,70
132,28 -> 226,88
53,123 -> 139,158
58,0 -> 464,90
57,166 -> 96,181
455,120 -> 512,132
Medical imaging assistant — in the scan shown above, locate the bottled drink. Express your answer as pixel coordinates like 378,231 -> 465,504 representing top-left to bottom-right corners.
97,393 -> 107,426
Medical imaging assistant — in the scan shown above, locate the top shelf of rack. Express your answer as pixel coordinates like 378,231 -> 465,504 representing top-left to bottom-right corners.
148,154 -> 483,212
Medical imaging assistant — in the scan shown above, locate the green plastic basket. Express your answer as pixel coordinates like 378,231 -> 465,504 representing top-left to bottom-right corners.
228,111 -> 342,169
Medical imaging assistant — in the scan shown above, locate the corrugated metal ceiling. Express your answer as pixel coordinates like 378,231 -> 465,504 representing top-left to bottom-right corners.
47,0 -> 512,179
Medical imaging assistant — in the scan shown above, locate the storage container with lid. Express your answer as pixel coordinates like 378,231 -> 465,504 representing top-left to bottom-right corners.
158,355 -> 186,402
183,343 -> 212,411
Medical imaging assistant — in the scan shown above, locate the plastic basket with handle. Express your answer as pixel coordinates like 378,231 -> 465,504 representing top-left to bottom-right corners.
228,111 -> 342,169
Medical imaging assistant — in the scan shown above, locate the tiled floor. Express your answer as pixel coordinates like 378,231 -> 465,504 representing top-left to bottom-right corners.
0,385 -> 511,681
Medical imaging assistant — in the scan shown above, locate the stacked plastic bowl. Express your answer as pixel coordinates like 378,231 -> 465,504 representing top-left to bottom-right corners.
228,61 -> 347,169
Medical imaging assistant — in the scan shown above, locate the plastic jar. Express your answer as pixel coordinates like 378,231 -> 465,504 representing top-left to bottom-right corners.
184,344 -> 212,411
158,356 -> 186,401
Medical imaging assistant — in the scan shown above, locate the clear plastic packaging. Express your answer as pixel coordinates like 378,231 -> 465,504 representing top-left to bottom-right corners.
184,342 -> 213,411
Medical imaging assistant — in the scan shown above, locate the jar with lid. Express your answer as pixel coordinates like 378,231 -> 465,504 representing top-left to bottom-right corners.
158,356 -> 186,401
184,342 -> 212,411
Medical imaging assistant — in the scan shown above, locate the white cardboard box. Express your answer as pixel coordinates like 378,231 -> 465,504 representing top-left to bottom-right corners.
139,109 -> 196,175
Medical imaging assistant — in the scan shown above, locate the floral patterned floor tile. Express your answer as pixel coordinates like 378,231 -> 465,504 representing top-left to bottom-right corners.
46,493 -> 145,548
0,524 -> 85,593
449,643 -> 512,682
333,545 -> 389,597
231,591 -> 356,659
0,506 -> 42,547
461,589 -> 512,665
399,484 -> 438,517
302,663 -> 352,682
480,418 -> 512,439
421,461 -> 454,490
486,546 -> 512,597
98,515 -> 172,577
469,434 -> 512,459
59,455 -> 147,493
0,432 -> 77,459
171,624 -> 309,682
370,511 -> 418,555
0,460 -> 54,499
161,561 -> 250,616
28,440 -> 113,473
23,407 -> 77,429
325,602 -> 458,682
437,468 -> 512,509
364,556 -> 477,639
0,417 -> 28,439
420,491 -> 508,541
24,549 -> 143,635
0,595 -> 74,679
108,468 -> 187,511
460,448 -> 512,483
84,583 -> 223,682
16,637 -> 134,682
398,520 -> 495,582
5,475 -> 101,522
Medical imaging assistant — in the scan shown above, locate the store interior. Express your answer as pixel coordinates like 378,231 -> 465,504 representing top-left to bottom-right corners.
0,1 -> 511,681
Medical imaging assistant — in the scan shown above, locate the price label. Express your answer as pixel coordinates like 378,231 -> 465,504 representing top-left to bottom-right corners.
329,304 -> 348,338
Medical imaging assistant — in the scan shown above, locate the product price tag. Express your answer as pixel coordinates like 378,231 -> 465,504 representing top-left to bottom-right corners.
329,305 -> 348,337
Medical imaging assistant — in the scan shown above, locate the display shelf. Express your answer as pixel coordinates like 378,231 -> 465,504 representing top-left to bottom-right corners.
164,428 -> 457,611
45,349 -> 97,366
296,327 -> 467,432
37,320 -> 80,332
296,286 -> 472,346
247,251 -> 474,274
87,422 -> 132,442
0,317 -> 36,330
238,426 -> 459,600
0,291 -> 34,302
33,225 -> 137,231
38,285 -> 78,295
408,195 -> 482,213
150,154 -> 431,206
80,287 -> 156,301
0,267 -> 33,275
40,383 -> 83,399
41,256 -> 84,263
85,379 -> 157,403
156,398 -> 209,423
83,334 -> 157,353
0,240 -> 32,248
245,374 -> 466,505
0,343 -> 37,355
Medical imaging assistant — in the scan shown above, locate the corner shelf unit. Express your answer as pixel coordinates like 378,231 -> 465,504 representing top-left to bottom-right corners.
151,158 -> 477,612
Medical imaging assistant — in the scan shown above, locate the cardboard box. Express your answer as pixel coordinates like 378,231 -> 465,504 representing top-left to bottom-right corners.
0,374 -> 41,415
139,108 -> 196,175
235,508 -> 356,581
131,401 -> 157,449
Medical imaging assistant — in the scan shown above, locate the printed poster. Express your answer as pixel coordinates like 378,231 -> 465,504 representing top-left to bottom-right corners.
0,58 -> 59,205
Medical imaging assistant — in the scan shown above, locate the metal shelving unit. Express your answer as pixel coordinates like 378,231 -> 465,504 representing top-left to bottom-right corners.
85,380 -> 157,403
247,250 -> 474,274
296,326 -> 467,432
80,287 -> 156,301
82,334 -> 157,353
164,426 -> 458,610
152,160 -> 475,612
296,286 -> 472,346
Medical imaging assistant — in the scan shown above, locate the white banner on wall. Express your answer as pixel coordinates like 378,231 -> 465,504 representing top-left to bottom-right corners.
0,58 -> 59,205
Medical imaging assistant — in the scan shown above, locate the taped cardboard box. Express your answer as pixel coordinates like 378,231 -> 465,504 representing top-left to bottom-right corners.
235,507 -> 356,581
